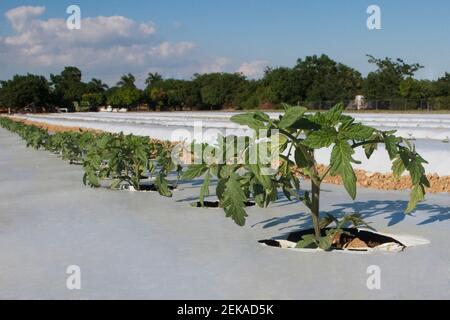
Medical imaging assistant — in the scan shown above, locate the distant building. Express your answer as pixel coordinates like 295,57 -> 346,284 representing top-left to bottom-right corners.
355,95 -> 368,110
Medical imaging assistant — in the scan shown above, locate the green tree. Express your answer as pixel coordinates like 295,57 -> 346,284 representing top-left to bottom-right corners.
82,93 -> 106,109
145,72 -> 163,87
260,67 -> 303,105
195,73 -> 247,109
434,73 -> 450,96
0,74 -> 50,112
149,87 -> 168,110
117,73 -> 137,88
296,54 -> 362,102
363,55 -> 423,99
50,66 -> 87,110
87,78 -> 109,93
107,86 -> 141,109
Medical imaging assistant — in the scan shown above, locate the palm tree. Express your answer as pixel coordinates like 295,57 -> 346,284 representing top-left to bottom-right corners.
145,72 -> 163,87
88,78 -> 109,93
117,73 -> 136,88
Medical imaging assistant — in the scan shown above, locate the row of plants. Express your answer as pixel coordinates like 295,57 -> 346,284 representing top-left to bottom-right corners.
0,104 -> 429,251
0,117 -> 177,196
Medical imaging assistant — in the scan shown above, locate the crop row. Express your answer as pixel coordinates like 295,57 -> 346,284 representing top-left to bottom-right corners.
0,104 -> 430,251
0,117 -> 178,196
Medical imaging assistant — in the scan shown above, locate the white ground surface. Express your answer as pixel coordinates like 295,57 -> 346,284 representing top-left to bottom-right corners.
14,112 -> 450,176
1,128 -> 449,299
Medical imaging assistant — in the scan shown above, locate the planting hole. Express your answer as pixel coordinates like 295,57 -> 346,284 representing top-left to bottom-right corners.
257,228 -> 428,253
122,184 -> 176,192
191,201 -> 256,208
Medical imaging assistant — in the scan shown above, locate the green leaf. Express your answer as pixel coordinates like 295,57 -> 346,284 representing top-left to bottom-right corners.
295,234 -> 318,249
407,156 -> 427,185
278,106 -> 307,129
330,140 -> 357,199
406,184 -> 425,213
384,135 -> 401,160
324,103 -> 345,125
182,164 -> 208,180
303,127 -> 337,148
294,147 -> 310,168
392,156 -> 406,178
319,214 -> 338,229
222,173 -> 248,226
340,123 -> 375,141
253,111 -> 271,122
318,235 -> 333,251
290,118 -> 321,131
231,113 -> 266,130
248,164 -> 273,191
363,142 -> 377,159
155,174 -> 173,197
216,178 -> 227,200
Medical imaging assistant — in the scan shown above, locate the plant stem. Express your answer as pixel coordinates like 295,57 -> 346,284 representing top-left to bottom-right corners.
310,177 -> 321,238
309,152 -> 321,239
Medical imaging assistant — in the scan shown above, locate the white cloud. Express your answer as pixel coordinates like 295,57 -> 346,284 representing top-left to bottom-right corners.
5,6 -> 45,32
0,6 -> 196,85
200,57 -> 231,73
150,41 -> 196,58
0,6 -> 268,86
237,60 -> 268,78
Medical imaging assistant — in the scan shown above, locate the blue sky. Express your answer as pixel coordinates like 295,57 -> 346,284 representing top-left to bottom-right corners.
0,0 -> 449,87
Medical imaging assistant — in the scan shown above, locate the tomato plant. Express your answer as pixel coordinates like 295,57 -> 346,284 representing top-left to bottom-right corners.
81,132 -> 175,196
181,135 -> 278,225
226,104 -> 429,249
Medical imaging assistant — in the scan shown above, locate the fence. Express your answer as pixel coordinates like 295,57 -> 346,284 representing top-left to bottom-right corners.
297,97 -> 450,111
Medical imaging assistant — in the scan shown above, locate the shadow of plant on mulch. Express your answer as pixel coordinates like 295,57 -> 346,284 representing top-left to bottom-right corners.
252,200 -> 450,239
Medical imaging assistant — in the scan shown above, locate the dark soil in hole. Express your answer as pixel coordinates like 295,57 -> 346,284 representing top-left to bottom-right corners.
192,201 -> 256,208
125,184 -> 176,191
260,228 -> 405,250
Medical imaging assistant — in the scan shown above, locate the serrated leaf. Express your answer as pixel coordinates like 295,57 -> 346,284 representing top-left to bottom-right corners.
384,135 -> 401,160
340,123 -> 375,141
231,113 -> 266,130
324,103 -> 345,125
406,184 -> 425,213
182,164 -> 208,180
392,156 -> 406,178
222,174 -> 248,226
330,140 -> 357,199
407,156 -> 427,185
278,106 -> 307,129
303,127 -> 337,148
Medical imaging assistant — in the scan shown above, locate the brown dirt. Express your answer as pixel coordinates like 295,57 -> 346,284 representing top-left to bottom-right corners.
296,164 -> 450,193
285,228 -> 405,250
4,116 -> 175,148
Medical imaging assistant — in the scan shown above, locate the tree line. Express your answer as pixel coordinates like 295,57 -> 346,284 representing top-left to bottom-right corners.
1,54 -> 449,112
